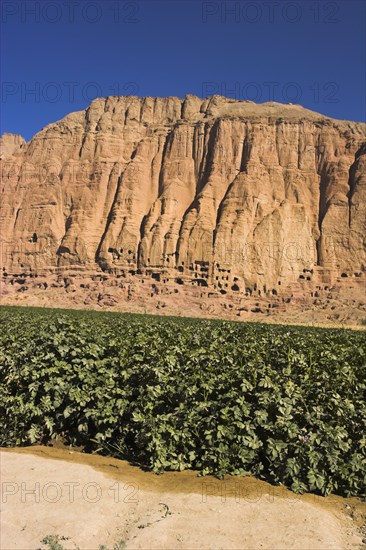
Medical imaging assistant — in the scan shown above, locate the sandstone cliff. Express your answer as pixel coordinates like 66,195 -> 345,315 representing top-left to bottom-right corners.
1,95 -> 365,296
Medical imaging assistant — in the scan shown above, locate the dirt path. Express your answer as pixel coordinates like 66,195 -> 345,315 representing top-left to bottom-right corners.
1,447 -> 365,550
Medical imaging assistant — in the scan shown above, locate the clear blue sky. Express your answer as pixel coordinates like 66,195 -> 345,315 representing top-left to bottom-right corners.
1,0 -> 365,141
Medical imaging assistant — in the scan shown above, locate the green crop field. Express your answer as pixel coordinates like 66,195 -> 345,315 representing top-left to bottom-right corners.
0,306 -> 365,497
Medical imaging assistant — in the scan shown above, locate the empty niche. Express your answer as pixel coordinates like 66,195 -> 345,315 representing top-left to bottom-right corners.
58,246 -> 71,255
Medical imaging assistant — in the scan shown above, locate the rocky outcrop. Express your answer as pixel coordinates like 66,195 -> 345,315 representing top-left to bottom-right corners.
1,95 -> 365,296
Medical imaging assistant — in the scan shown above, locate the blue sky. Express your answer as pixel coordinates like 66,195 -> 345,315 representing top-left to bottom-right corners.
1,0 -> 365,141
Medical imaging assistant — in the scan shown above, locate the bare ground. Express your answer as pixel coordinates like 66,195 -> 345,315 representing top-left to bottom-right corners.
1,447 -> 365,550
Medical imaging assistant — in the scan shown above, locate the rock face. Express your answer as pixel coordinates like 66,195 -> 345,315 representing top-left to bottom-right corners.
1,95 -> 365,296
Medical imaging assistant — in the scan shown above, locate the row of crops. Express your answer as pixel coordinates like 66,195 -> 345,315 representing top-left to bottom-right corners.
0,306 -> 365,497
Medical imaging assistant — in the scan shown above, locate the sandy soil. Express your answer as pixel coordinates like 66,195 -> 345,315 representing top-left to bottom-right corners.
1,446 -> 365,550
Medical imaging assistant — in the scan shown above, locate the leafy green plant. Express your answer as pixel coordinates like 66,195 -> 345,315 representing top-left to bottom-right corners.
40,534 -> 70,550
1,306 -> 365,497
98,541 -> 126,550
